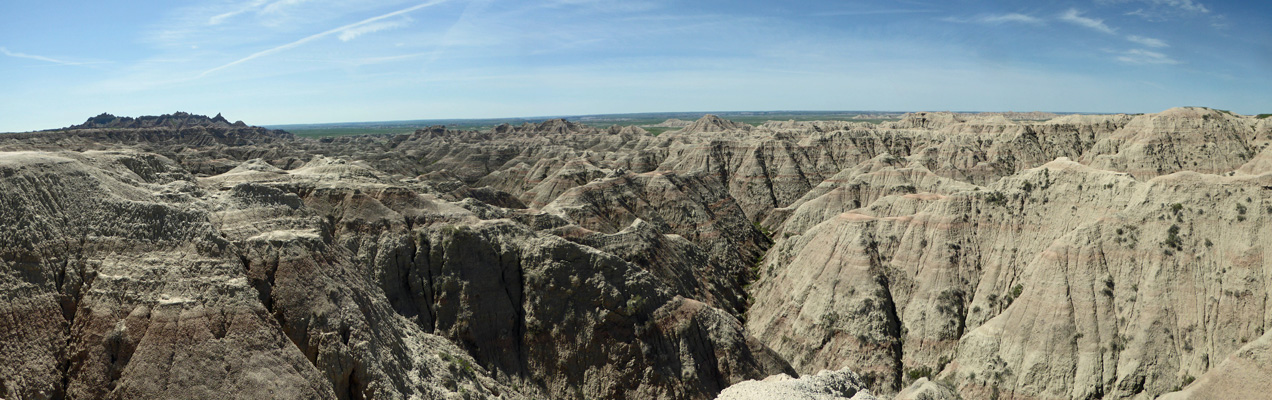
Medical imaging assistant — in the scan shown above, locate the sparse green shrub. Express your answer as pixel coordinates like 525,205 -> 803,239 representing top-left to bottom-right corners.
985,191 -> 1008,206
1164,224 -> 1183,250
821,312 -> 840,327
753,222 -> 772,239
625,295 -> 645,315
906,365 -> 934,382
1170,203 -> 1183,214
1111,335 -> 1128,352
1001,284 -> 1023,306
438,352 -> 474,374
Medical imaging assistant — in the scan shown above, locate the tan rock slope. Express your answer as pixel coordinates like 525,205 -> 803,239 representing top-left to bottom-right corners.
2,107 -> 1271,399
716,367 -> 880,400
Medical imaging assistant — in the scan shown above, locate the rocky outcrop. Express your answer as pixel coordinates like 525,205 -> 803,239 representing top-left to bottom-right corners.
1083,107 -> 1256,178
682,115 -> 752,134
0,151 -> 334,399
715,367 -> 879,400
0,130 -> 803,399
68,111 -> 248,130
545,172 -> 768,274
649,118 -> 693,128
894,378 -> 960,400
6,108 -> 1272,400
1157,330 -> 1272,400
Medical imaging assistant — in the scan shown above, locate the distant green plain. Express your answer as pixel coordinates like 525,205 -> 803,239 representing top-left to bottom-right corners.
270,111 -> 903,138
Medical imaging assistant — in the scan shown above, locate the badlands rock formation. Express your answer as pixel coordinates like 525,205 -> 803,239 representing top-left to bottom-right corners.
716,367 -> 879,400
1,107 -> 1270,399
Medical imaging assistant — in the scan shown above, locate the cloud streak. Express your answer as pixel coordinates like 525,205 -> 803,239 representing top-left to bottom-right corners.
1115,0 -> 1209,14
199,0 -> 448,77
942,13 -> 1043,25
0,47 -> 104,66
815,9 -> 938,17
1060,9 -> 1116,34
1126,35 -> 1168,47
1162,0 -> 1209,13
1117,49 -> 1179,64
208,0 -> 268,25
339,18 -> 411,41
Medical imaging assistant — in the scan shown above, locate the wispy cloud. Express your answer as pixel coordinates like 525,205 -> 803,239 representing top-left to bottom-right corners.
206,0 -> 314,26
1126,35 -> 1167,47
260,0 -> 313,16
208,0 -> 268,25
1060,9 -> 1116,34
1115,0 -> 1210,21
542,0 -> 658,13
942,13 -> 1043,25
339,18 -> 411,41
1157,0 -> 1209,13
348,51 -> 438,66
1112,0 -> 1209,14
1209,14 -> 1229,29
814,9 -> 938,17
1117,49 -> 1179,64
1124,8 -> 1165,21
200,0 -> 448,77
0,47 -> 106,66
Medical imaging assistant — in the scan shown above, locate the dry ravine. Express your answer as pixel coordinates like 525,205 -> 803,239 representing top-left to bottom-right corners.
2,108 -> 1270,399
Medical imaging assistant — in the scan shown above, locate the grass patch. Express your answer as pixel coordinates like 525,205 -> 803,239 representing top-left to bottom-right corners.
287,127 -> 419,137
753,222 -> 773,239
270,111 -> 907,138
906,365 -> 934,383
438,351 -> 474,374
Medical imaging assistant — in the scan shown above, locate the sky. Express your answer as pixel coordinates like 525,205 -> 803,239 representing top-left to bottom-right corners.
1,0 -> 1270,131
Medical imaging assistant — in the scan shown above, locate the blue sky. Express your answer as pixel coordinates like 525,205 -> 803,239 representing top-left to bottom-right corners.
1,0 -> 1269,131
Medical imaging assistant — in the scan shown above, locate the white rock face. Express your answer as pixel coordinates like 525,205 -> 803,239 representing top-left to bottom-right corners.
895,378 -> 960,400
6,108 -> 1272,400
716,367 -> 879,400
